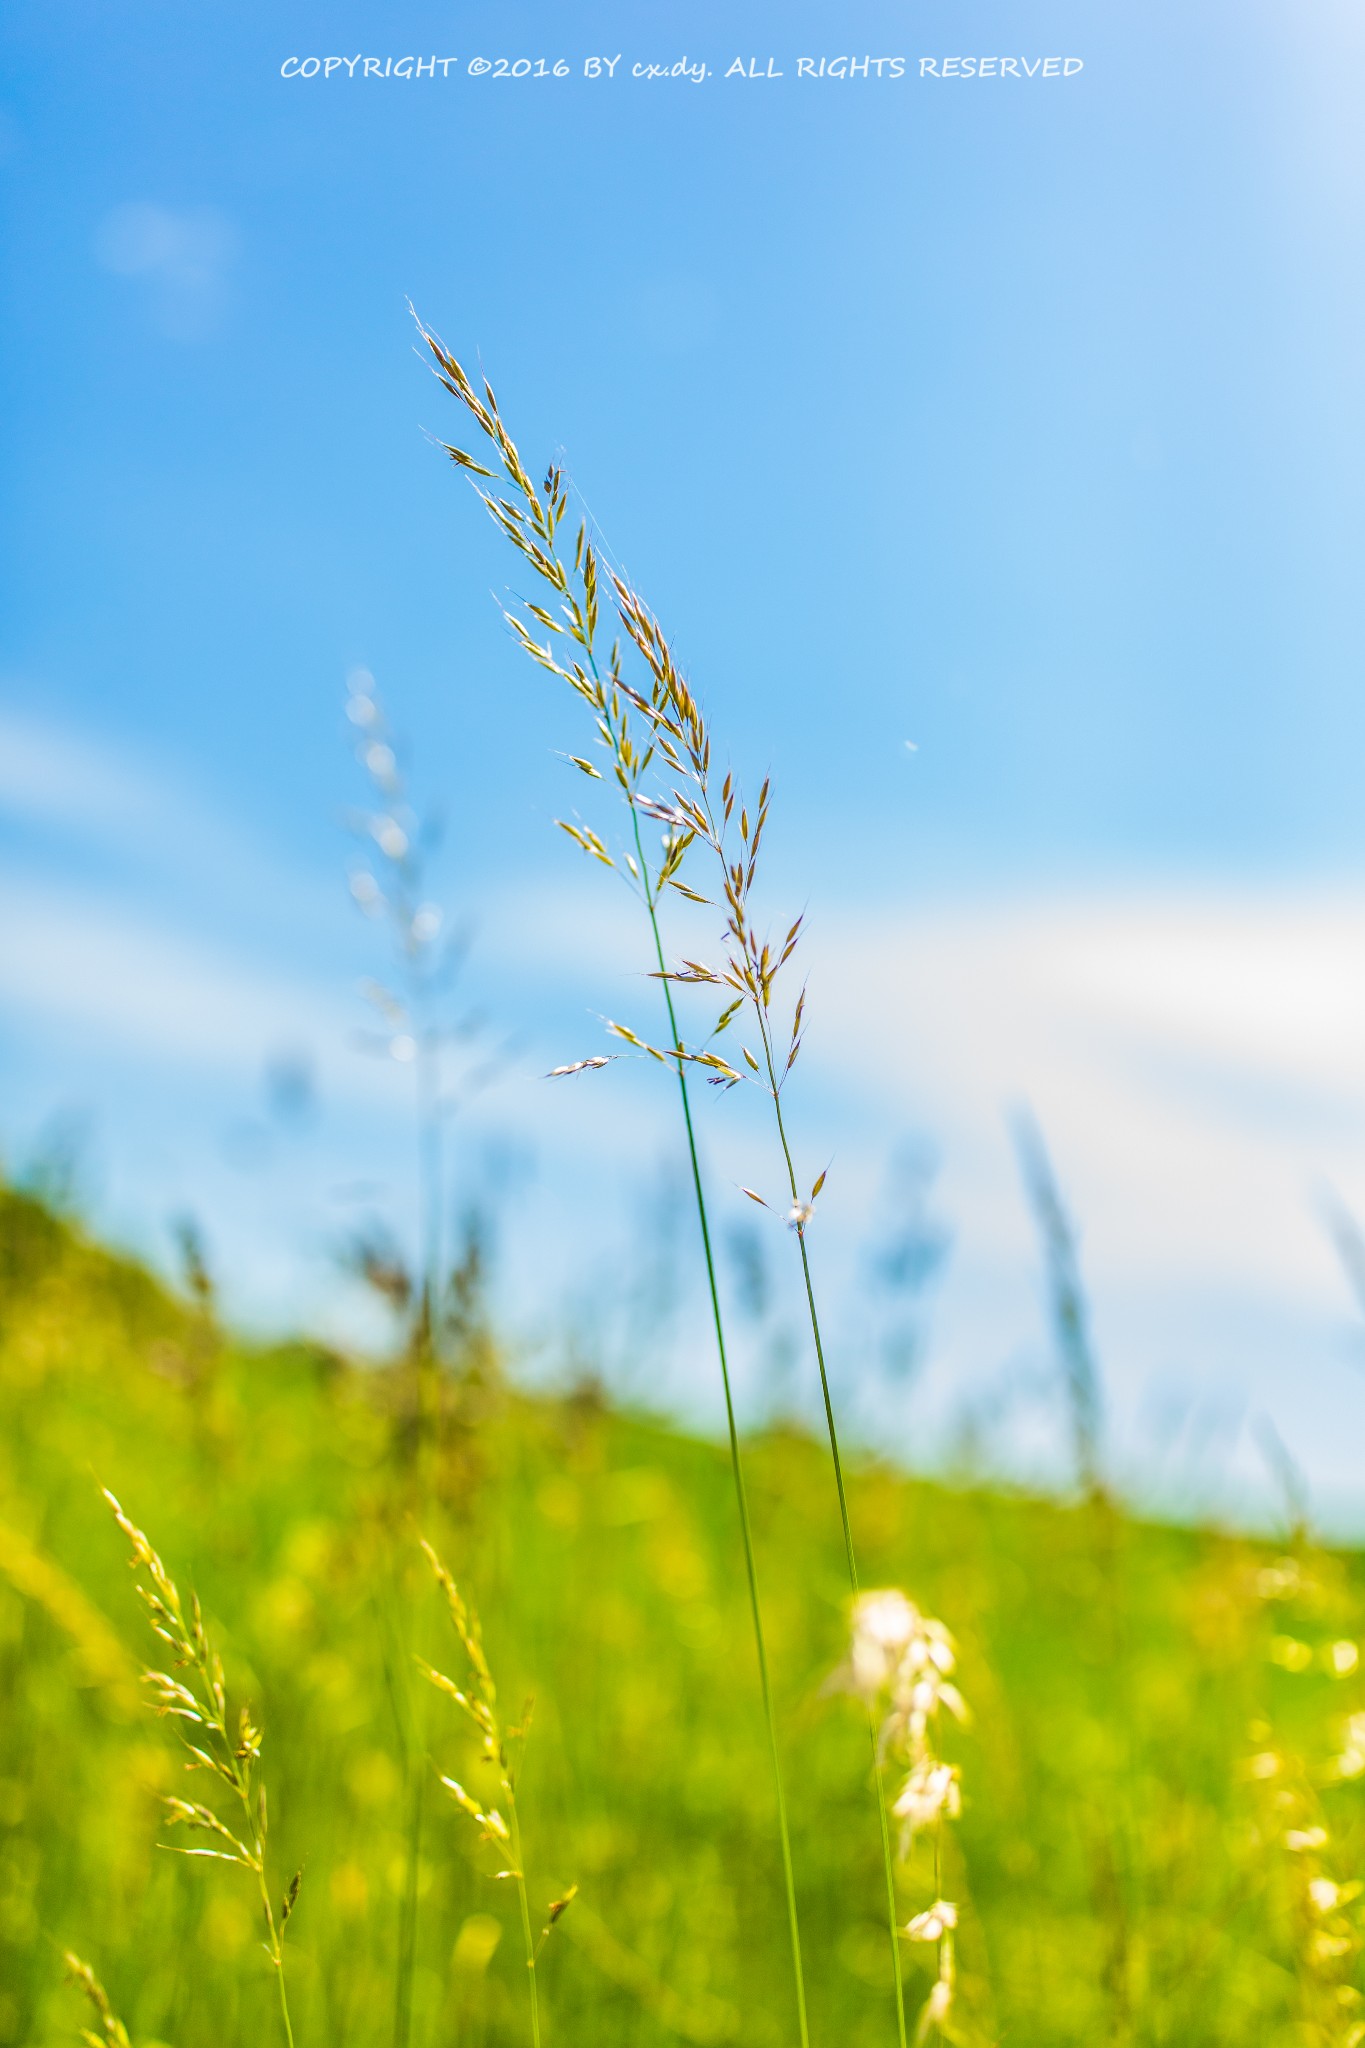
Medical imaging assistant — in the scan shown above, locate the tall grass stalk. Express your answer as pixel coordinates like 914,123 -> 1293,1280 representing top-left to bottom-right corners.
415,314 -> 811,2047
372,1562 -> 431,2048
628,787 -> 811,2043
345,670 -> 505,2047
421,1541 -> 577,2048
344,669 -> 474,1417
102,1489 -> 300,2048
1012,1112 -> 1141,2029
394,1705 -> 426,2048
609,581 -> 912,2040
1010,1107 -> 1103,1499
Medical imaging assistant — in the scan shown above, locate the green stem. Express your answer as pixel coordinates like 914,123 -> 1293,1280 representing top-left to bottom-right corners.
255,1871 -> 295,2048
630,805 -> 810,2048
394,1018 -> 441,2048
871,1743 -> 908,2047
393,1752 -> 425,2048
414,1035 -> 442,1467
275,1959 -> 296,2048
390,1549 -> 435,2048
508,1796 -> 542,2048
758,1028 -> 908,2048
417,1032 -> 443,1340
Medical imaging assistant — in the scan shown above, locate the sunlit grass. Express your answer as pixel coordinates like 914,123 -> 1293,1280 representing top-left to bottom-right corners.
3,1182 -> 1364,2044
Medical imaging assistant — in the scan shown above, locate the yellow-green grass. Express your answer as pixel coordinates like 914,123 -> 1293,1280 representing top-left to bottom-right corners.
0,1180 -> 1360,2047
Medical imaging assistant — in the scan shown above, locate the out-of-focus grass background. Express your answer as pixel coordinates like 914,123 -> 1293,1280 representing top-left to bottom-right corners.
5,1175 -> 1365,2048
10,4 -> 1365,2039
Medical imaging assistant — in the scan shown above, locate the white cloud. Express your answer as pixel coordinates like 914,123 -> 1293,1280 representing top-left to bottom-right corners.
0,874 -> 345,1076
0,702 -> 343,937
813,890 -> 1365,1301
0,706 -> 162,829
10,806 -> 1365,1312
95,202 -> 238,341
784,891 -> 1365,1511
501,877 -> 1365,1293
7,723 -> 1365,1500
0,863 -> 656,1173
493,876 -> 1365,1502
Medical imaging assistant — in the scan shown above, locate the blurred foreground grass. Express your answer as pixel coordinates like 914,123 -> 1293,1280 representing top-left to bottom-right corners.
2,1181 -> 1364,2047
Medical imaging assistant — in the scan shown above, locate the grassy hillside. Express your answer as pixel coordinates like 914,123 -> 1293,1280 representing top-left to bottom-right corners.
1,1184 -> 1362,2047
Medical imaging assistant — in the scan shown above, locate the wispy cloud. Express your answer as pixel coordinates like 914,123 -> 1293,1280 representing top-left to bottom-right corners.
0,707 -> 164,831
813,890 -> 1365,1299
0,703 -> 341,938
502,874 -> 1365,1233
499,877 -> 1365,1483
7,713 -> 1365,1494
0,873 -> 343,1075
95,201 -> 238,340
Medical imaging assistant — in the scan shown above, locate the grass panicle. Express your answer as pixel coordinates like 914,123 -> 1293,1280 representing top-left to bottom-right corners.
416,311 -> 812,2046
64,1953 -> 133,2048
343,667 -> 504,1376
415,326 -> 912,2041
101,1489 -> 300,2048
606,571 -> 919,2032
420,1538 -> 574,2048
841,1592 -> 970,2044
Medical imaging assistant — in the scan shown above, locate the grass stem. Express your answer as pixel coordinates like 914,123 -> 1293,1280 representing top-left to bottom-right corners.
629,788 -> 811,2048
509,1796 -> 543,2048
759,1035 -> 908,2048
393,1752 -> 425,2048
262,1878 -> 297,2048
415,331 -> 812,2042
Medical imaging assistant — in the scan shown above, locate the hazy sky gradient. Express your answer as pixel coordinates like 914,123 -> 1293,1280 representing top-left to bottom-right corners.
5,0 -> 1365,1513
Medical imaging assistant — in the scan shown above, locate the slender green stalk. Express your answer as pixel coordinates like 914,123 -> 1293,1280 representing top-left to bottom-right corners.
261,1873 -> 297,2048
394,902 -> 445,2048
417,1035 -> 443,1303
393,1752 -> 425,2048
277,1975 -> 296,2048
630,804 -> 811,2048
607,562 -> 909,2042
416,327 -> 810,2043
385,1511 -> 436,2048
755,1028 -> 908,2048
608,543 -> 905,2044
417,1028 -> 444,1399
508,1794 -> 543,2048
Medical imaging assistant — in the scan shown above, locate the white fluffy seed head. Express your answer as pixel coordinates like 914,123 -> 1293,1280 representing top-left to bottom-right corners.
904,1900 -> 958,1943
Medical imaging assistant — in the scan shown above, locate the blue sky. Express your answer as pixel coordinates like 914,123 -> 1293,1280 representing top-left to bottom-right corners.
6,0 -> 1365,1515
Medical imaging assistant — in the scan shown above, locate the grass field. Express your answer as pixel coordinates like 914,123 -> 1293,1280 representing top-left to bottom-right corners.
3,1179 -> 1364,2047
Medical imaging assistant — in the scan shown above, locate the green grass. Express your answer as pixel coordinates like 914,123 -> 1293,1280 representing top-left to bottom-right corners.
1,1180 -> 1363,2047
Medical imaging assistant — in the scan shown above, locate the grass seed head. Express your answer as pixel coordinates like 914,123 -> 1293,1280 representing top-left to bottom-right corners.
63,1953 -> 132,2048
